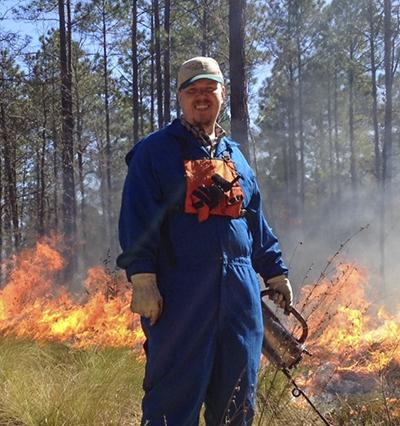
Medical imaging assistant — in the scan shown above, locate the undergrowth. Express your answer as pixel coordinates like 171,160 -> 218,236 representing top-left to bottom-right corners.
0,338 -> 399,425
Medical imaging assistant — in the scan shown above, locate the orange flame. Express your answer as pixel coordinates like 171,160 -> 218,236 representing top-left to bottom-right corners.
297,263 -> 400,398
1,241 -> 399,405
0,239 -> 144,352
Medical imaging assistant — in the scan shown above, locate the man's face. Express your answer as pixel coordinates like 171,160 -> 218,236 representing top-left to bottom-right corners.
178,79 -> 225,129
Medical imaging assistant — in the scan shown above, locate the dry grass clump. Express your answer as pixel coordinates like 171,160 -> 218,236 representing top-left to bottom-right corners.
0,338 -> 143,426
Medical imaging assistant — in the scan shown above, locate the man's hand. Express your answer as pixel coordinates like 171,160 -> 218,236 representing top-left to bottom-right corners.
266,275 -> 293,313
130,273 -> 163,325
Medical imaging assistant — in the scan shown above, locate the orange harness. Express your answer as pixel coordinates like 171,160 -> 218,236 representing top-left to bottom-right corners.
184,158 -> 244,222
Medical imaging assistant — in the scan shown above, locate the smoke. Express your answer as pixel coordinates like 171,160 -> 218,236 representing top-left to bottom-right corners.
272,184 -> 400,309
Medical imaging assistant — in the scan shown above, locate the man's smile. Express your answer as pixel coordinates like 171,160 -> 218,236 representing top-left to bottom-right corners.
194,104 -> 210,110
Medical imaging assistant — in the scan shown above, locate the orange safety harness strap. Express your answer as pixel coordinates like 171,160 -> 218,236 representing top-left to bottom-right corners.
184,158 -> 244,222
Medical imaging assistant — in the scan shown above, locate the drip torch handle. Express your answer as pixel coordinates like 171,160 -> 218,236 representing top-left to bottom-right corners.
260,289 -> 309,344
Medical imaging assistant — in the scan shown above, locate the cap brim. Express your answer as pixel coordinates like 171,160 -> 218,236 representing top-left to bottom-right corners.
179,74 -> 224,90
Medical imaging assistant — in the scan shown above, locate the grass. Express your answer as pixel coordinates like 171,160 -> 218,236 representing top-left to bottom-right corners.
0,338 -> 144,426
254,365 -> 400,426
0,338 -> 399,425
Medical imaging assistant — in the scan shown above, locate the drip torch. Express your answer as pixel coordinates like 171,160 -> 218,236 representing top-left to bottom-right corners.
261,288 -> 331,426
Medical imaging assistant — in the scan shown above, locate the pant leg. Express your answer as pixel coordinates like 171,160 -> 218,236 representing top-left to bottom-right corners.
204,261 -> 263,426
141,334 -> 215,426
140,262 -> 221,426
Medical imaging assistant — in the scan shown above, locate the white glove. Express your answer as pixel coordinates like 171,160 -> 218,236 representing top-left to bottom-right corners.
129,273 -> 163,325
266,275 -> 293,312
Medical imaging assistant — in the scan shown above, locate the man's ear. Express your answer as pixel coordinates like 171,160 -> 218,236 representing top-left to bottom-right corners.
221,85 -> 226,99
177,91 -> 181,106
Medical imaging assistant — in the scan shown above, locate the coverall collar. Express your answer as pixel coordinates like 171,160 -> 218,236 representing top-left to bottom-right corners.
180,116 -> 226,146
167,119 -> 233,159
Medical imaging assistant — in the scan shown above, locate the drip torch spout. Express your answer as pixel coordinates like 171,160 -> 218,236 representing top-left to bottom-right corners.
282,368 -> 331,426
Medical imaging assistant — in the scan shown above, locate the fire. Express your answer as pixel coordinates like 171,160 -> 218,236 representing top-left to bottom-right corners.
297,263 -> 400,395
0,238 -> 144,351
1,240 -> 399,403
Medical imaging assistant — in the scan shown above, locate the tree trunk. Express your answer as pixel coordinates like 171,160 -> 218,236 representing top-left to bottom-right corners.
131,0 -> 139,143
333,61 -> 341,198
150,4 -> 155,132
37,74 -> 47,237
368,0 -> 381,181
58,0 -> 76,281
297,34 -> 305,211
0,146 -> 2,284
163,0 -> 171,125
382,0 -> 392,185
153,0 -> 163,128
348,41 -> 357,192
139,69 -> 144,136
101,0 -> 114,255
0,102 -> 19,252
229,0 -> 250,161
3,192 -> 12,260
75,76 -> 87,248
201,0 -> 209,56
287,1 -> 297,215
288,60 -> 297,211
76,146 -> 86,247
51,65 -> 59,233
38,127 -> 46,237
327,79 -> 334,198
97,139 -> 108,238
380,0 -> 393,290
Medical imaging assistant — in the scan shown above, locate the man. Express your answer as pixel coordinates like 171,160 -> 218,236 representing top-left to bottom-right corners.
117,57 -> 293,426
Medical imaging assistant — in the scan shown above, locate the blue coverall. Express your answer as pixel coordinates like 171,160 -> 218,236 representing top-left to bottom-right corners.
117,119 -> 288,426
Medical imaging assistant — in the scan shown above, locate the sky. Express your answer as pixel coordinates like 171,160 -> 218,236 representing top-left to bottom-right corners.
0,0 -> 58,50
